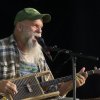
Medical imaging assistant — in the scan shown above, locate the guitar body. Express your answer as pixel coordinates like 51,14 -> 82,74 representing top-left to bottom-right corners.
4,71 -> 59,100
10,75 -> 44,100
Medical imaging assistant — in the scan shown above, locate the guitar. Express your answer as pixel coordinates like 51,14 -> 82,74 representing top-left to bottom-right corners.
2,68 -> 100,100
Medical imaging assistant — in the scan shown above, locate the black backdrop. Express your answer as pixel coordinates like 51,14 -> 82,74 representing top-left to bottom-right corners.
0,0 -> 100,99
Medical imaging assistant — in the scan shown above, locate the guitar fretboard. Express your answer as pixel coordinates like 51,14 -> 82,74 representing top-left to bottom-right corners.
40,69 -> 95,87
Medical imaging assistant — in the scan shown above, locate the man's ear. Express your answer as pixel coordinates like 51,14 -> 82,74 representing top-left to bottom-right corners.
16,22 -> 23,32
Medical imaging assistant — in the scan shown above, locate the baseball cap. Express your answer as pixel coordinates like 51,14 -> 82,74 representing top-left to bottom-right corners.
14,8 -> 51,25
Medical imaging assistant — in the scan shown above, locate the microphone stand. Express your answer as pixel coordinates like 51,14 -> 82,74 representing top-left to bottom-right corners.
71,55 -> 77,100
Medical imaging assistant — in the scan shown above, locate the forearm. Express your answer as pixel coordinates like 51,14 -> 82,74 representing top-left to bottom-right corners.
58,80 -> 73,97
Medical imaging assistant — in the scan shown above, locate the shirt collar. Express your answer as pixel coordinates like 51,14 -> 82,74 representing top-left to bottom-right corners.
9,34 -> 17,44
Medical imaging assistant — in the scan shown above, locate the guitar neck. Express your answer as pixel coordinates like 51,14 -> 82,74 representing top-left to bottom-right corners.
40,75 -> 72,87
40,69 -> 95,87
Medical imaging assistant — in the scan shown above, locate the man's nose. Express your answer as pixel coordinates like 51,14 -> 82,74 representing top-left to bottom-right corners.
38,28 -> 42,33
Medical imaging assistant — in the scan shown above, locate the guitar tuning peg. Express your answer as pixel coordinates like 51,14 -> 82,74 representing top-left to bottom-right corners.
98,68 -> 100,70
94,66 -> 97,70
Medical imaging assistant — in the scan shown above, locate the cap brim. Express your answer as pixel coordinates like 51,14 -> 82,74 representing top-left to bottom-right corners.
32,14 -> 51,23
41,14 -> 51,23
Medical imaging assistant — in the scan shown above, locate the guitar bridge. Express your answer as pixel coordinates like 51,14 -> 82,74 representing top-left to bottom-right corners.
26,83 -> 33,93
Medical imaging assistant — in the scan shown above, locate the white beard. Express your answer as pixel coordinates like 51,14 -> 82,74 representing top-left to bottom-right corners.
26,37 -> 36,50
26,39 -> 43,64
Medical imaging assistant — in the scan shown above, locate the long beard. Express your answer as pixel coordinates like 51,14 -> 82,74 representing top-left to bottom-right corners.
27,39 -> 43,64
26,37 -> 36,50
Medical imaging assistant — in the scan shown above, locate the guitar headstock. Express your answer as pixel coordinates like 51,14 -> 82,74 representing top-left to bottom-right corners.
88,67 -> 100,75
93,67 -> 100,74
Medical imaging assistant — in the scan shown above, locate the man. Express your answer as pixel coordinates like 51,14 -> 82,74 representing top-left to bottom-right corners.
0,8 -> 88,99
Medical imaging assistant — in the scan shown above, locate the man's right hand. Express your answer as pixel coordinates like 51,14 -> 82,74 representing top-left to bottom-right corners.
0,80 -> 18,95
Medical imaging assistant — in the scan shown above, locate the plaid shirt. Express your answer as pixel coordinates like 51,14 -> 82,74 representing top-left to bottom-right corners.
0,34 -> 54,81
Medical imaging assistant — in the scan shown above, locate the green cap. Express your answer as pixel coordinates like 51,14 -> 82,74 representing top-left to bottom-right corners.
14,8 -> 51,25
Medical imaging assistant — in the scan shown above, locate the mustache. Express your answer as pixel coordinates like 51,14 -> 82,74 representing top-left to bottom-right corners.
33,33 -> 42,38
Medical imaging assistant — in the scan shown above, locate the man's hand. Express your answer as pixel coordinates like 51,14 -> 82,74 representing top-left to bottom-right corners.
76,67 -> 88,87
0,80 -> 18,95
58,67 -> 88,96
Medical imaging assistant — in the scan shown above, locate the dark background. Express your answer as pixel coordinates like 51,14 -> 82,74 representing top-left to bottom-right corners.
1,0 -> 100,99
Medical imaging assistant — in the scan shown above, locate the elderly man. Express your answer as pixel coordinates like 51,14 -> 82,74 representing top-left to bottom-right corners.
0,8 -> 88,99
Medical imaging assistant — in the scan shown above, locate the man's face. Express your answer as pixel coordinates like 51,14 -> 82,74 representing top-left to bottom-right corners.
22,19 -> 43,38
20,19 -> 43,42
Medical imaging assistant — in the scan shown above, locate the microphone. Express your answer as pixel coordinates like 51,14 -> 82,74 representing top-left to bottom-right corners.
37,37 -> 52,61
